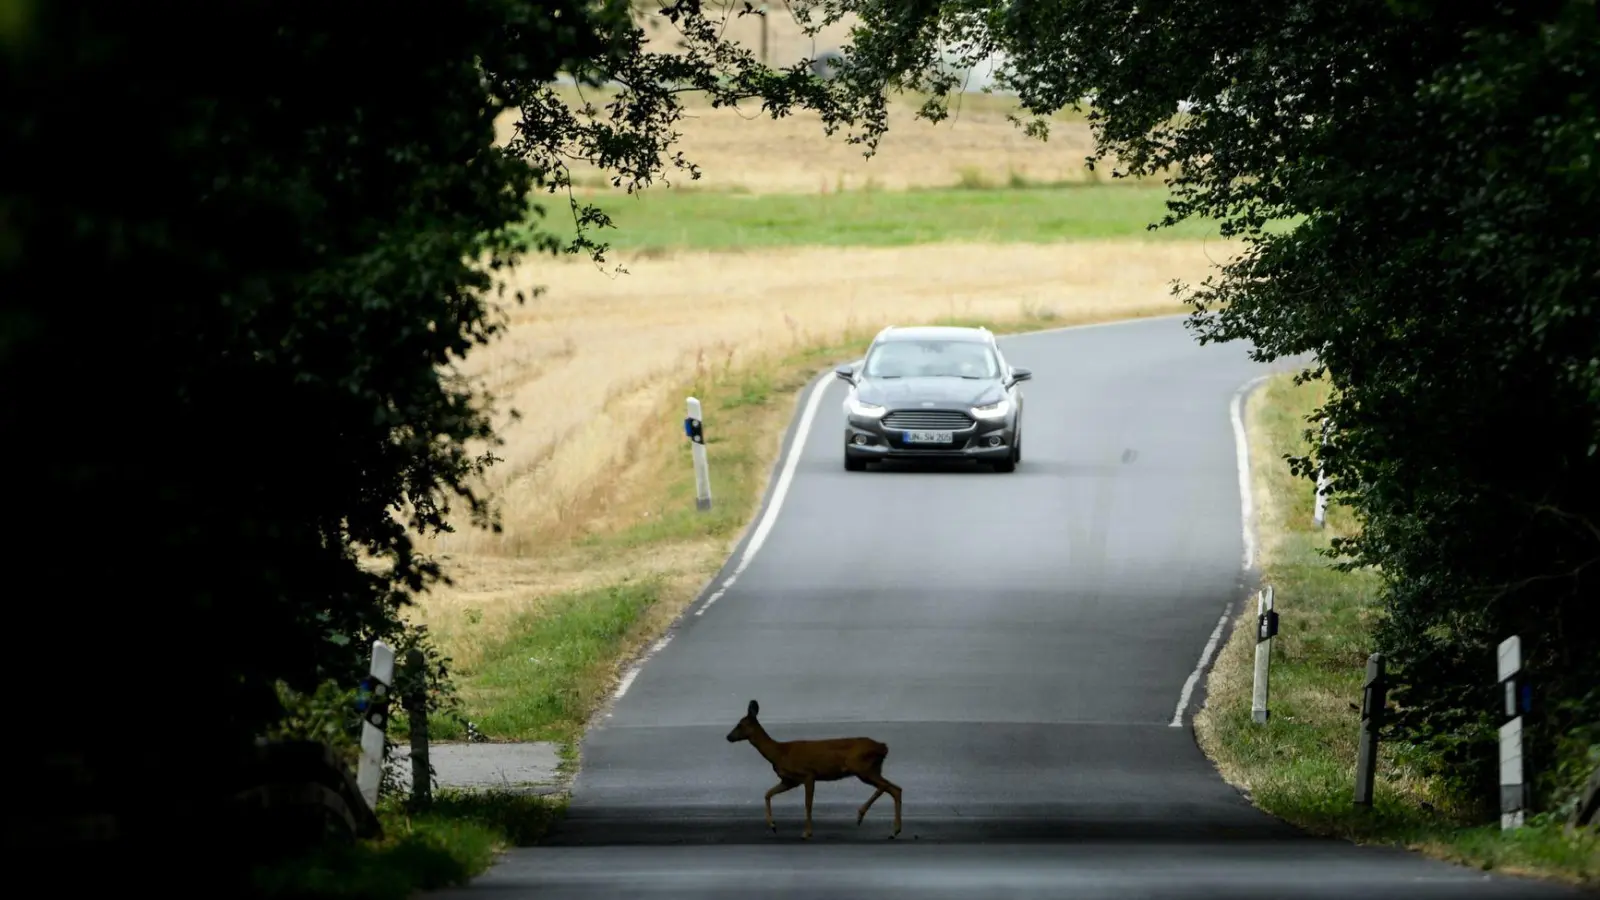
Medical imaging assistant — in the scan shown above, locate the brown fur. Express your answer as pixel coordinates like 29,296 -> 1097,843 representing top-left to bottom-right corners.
725,699 -> 903,839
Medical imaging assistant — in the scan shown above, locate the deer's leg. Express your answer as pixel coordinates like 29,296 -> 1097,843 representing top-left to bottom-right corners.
861,772 -> 902,838
765,779 -> 797,832
855,777 -> 885,825
802,776 -> 816,840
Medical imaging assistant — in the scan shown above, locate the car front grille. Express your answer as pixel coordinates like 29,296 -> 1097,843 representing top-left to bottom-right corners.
881,409 -> 975,431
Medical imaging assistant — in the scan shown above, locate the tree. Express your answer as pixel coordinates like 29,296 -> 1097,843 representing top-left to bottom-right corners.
765,0 -> 1600,813
2,0 -> 853,884
3,0 -> 622,884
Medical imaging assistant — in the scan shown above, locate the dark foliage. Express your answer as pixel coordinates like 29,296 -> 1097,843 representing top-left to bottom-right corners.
2,0 -> 618,884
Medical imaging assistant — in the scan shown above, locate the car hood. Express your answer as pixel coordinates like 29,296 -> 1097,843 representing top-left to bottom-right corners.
855,376 -> 1006,409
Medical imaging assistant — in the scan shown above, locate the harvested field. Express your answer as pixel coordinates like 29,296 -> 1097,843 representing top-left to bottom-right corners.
495,5 -> 1105,195
498,92 -> 1099,196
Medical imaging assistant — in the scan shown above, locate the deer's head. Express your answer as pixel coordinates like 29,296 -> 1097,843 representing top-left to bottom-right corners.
725,699 -> 760,743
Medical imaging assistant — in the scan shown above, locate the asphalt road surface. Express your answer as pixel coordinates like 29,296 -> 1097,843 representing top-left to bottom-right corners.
435,316 -> 1581,900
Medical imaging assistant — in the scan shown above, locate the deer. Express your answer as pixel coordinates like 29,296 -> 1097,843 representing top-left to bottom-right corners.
724,699 -> 903,840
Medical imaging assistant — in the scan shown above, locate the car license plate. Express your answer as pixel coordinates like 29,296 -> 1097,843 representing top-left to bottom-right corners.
904,430 -> 953,444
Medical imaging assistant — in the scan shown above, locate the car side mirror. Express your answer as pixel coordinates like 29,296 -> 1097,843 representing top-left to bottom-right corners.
835,364 -> 856,383
1008,366 -> 1032,384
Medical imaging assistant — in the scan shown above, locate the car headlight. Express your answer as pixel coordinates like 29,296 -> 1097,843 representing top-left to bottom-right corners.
972,399 -> 1011,419
848,398 -> 887,419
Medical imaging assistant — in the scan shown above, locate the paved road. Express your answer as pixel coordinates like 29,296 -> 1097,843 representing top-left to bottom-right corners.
435,316 -> 1579,899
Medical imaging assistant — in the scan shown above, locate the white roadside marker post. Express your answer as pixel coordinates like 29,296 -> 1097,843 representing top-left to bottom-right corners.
1497,635 -> 1528,830
356,639 -> 396,812
686,397 -> 712,511
1252,585 -> 1278,724
1313,417 -> 1332,529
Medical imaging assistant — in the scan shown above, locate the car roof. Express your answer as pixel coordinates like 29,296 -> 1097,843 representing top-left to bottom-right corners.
870,325 -> 995,345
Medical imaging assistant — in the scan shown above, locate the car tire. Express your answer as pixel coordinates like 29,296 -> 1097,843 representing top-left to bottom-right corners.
844,454 -> 867,472
994,455 -> 1016,473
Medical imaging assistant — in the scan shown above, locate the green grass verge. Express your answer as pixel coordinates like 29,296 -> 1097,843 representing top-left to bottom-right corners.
428,580 -> 664,743
248,790 -> 565,900
1195,372 -> 1600,889
524,184 -> 1282,253
428,304 -> 1185,745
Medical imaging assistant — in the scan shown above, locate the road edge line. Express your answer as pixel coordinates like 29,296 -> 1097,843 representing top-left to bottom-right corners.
1170,608 -> 1232,727
1232,374 -> 1273,572
694,368 -> 835,616
1169,372 -> 1274,728
993,310 -> 1190,341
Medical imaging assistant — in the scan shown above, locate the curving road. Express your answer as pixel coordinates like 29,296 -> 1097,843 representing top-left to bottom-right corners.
436,316 -> 1579,899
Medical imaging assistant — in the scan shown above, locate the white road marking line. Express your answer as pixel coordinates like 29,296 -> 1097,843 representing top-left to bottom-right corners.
693,576 -> 736,616
1169,372 -> 1274,727
1170,608 -> 1232,727
610,633 -> 675,705
693,372 -> 834,616
1231,374 -> 1273,571
993,311 -> 1190,341
611,669 -> 640,703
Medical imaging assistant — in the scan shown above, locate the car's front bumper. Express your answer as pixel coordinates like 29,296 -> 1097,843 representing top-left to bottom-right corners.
844,416 -> 1015,462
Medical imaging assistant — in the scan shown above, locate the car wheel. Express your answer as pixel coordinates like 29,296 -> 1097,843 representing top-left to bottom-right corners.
845,454 -> 867,472
994,455 -> 1016,473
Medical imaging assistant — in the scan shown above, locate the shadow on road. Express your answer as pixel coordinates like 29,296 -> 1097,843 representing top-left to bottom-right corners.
537,809 -> 1309,846
837,458 -> 1105,477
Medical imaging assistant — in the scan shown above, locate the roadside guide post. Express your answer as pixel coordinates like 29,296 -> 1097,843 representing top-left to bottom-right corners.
686,397 -> 712,511
355,640 -> 395,811
1354,653 -> 1386,806
1498,635 -> 1529,830
1313,417 -> 1333,528
1252,585 -> 1277,724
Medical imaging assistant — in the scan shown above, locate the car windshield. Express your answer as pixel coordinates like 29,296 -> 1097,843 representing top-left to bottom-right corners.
863,339 -> 1000,379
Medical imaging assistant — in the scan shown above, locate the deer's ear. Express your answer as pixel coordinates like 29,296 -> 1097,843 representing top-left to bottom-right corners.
748,699 -> 759,717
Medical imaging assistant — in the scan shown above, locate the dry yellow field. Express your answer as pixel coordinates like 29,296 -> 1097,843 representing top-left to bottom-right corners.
503,95 -> 1101,195
499,6 -> 1103,194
